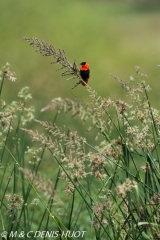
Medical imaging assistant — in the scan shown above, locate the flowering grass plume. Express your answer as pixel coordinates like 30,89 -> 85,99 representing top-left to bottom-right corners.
1,43 -> 160,239
20,63 -> 160,238
24,37 -> 84,88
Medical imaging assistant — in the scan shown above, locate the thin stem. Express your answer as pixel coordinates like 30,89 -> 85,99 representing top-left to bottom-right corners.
0,71 -> 6,97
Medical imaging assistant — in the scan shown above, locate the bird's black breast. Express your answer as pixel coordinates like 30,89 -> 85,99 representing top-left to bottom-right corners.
80,69 -> 90,79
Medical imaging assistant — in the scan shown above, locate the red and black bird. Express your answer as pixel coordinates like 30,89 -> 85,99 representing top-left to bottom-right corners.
80,62 -> 90,86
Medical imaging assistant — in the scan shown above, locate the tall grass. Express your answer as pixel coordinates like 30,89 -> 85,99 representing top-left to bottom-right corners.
0,40 -> 160,240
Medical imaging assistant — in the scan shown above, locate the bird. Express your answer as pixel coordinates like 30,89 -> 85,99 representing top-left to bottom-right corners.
80,62 -> 90,86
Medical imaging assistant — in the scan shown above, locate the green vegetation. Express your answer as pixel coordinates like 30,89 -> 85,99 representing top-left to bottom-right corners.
0,40 -> 160,239
1,1 -> 160,239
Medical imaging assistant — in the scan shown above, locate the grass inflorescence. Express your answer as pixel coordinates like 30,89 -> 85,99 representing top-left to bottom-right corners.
0,39 -> 160,239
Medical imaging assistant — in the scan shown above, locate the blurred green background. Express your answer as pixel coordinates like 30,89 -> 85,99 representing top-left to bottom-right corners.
1,0 -> 160,126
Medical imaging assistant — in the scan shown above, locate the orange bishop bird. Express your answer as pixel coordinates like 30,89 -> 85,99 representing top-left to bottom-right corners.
80,62 -> 90,86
